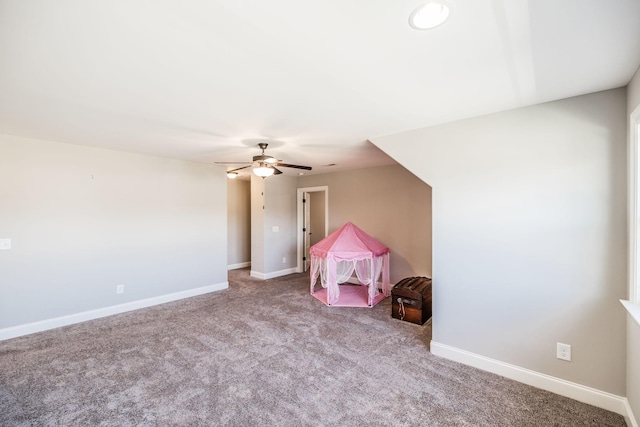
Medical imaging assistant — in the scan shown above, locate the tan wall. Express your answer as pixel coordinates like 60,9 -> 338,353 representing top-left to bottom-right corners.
298,164 -> 432,283
227,179 -> 251,267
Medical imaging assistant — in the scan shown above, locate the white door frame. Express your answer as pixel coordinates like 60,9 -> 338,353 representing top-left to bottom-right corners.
297,186 -> 329,273
629,104 -> 640,304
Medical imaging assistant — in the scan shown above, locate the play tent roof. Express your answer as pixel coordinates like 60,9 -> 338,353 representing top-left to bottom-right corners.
310,222 -> 389,261
309,222 -> 391,307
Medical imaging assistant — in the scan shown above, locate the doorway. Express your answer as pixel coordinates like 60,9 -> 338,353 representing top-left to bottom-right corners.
297,186 -> 329,273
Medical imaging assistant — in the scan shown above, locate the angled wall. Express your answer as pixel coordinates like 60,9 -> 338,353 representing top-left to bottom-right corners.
372,89 -> 627,396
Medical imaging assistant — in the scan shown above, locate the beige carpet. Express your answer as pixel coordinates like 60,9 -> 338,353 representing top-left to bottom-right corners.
0,269 -> 626,426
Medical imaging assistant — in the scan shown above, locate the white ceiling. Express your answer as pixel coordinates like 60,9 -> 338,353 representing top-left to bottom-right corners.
1,0 -> 639,177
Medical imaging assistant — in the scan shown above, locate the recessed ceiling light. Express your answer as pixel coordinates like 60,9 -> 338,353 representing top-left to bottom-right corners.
409,1 -> 451,30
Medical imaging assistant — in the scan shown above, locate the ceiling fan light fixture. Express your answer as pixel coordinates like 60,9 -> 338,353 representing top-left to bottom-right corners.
253,163 -> 275,178
409,1 -> 450,30
215,143 -> 311,177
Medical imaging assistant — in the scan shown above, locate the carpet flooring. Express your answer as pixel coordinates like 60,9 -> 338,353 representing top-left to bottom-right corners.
0,269 -> 627,426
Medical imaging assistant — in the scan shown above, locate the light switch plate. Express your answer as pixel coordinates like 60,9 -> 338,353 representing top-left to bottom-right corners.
0,239 -> 11,250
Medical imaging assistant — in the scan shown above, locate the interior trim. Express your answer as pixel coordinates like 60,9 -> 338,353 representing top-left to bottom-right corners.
228,261 -> 251,270
250,267 -> 297,280
430,341 -> 631,419
625,398 -> 640,427
296,186 -> 329,273
621,299 -> 640,328
629,104 -> 640,304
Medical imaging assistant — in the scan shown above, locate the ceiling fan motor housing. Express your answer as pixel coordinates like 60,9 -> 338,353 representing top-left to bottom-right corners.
253,154 -> 276,164
253,143 -> 277,164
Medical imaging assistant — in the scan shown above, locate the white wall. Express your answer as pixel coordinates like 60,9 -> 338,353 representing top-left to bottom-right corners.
629,65 -> 640,115
0,134 -> 228,331
372,89 -> 627,396
264,175 -> 298,274
627,65 -> 640,423
250,175 -> 265,275
227,179 -> 251,268
250,174 -> 298,278
298,164 -> 432,283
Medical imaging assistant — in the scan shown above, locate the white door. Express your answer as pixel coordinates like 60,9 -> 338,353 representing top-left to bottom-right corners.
297,186 -> 328,274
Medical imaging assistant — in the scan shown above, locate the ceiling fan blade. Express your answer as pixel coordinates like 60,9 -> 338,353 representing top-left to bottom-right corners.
227,165 -> 252,173
218,144 -> 310,176
215,161 -> 249,165
277,163 -> 312,171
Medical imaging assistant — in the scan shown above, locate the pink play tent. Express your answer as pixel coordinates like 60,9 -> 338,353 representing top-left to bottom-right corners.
310,222 -> 391,307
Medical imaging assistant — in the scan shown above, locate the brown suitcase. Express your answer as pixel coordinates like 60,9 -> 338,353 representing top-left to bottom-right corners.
391,277 -> 432,325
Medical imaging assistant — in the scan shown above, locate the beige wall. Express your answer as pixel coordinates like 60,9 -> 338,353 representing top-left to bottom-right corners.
298,164 -> 432,283
627,65 -> 640,423
373,88 -> 627,396
0,134 -> 228,330
227,179 -> 251,268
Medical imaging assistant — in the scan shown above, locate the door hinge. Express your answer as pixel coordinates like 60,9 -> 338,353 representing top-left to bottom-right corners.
303,256 -> 306,261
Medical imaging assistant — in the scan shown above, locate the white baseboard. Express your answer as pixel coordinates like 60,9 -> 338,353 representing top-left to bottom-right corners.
250,267 -> 297,280
625,399 -> 639,427
0,282 -> 229,341
430,341 -> 630,418
228,261 -> 251,270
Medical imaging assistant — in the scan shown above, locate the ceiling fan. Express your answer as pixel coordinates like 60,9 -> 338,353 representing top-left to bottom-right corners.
216,143 -> 312,178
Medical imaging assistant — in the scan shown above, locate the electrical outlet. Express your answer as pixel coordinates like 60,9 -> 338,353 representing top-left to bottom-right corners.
282,256 -> 286,264
116,284 -> 124,294
557,343 -> 571,361
0,239 -> 11,250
